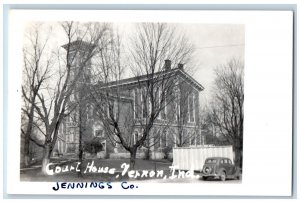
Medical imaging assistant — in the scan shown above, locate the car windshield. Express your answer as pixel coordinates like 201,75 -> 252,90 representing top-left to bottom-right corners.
205,159 -> 217,164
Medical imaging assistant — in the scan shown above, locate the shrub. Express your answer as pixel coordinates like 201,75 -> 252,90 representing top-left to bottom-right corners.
83,137 -> 103,154
162,146 -> 172,159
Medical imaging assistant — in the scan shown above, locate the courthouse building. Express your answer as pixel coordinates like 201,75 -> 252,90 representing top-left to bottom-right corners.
54,40 -> 205,159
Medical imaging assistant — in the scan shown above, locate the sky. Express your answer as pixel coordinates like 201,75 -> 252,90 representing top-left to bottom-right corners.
179,23 -> 245,104
116,23 -> 245,104
25,22 -> 245,105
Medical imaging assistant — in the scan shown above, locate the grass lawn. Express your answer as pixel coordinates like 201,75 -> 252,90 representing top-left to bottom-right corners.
20,158 -> 173,182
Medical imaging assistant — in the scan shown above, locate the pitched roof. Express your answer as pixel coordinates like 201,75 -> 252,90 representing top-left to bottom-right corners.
98,68 -> 204,91
61,39 -> 95,51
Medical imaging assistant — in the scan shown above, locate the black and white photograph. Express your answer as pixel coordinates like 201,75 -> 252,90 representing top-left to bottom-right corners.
19,21 -> 244,184
4,8 -> 293,197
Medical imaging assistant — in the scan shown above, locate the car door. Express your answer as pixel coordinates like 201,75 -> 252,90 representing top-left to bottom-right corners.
226,159 -> 235,175
219,159 -> 227,174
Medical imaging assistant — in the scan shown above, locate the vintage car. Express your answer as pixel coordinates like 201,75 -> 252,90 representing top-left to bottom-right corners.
201,157 -> 241,181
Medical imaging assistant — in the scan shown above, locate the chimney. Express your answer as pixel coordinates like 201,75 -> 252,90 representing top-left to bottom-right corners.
178,63 -> 184,70
164,59 -> 171,71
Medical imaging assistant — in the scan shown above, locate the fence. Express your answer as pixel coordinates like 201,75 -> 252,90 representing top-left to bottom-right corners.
172,145 -> 234,171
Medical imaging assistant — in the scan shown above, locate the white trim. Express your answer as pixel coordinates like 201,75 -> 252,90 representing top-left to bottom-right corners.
107,102 -> 110,118
177,69 -> 204,91
163,95 -> 167,120
187,95 -> 190,122
133,90 -> 136,119
174,101 -> 178,121
192,93 -> 195,123
148,97 -> 152,115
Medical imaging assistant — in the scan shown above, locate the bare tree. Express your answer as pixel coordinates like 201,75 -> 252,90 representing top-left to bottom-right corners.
91,23 -> 194,168
22,22 -> 108,174
21,23 -> 53,166
168,86 -> 201,148
208,58 -> 244,168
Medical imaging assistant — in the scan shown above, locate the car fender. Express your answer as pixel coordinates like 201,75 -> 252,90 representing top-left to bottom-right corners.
217,168 -> 226,176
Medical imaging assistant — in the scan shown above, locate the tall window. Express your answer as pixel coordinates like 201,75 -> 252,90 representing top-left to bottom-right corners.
161,133 -> 167,148
58,140 -> 64,153
157,90 -> 161,119
133,90 -> 136,119
188,93 -> 195,122
134,131 -> 139,144
159,90 -> 167,120
134,89 -> 142,119
174,90 -> 180,121
71,111 -> 77,123
57,140 -> 61,153
70,93 -> 75,102
86,104 -> 93,120
113,101 -> 118,119
69,133 -> 74,142
86,105 -> 90,120
148,97 -> 152,116
94,121 -> 104,137
141,91 -> 147,118
59,123 -> 64,134
101,141 -> 106,152
153,129 -> 160,148
107,100 -> 118,119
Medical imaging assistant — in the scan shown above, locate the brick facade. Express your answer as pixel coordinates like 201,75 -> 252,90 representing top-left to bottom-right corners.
53,40 -> 204,160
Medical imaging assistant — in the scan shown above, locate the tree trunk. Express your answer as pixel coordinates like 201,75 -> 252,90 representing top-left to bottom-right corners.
233,138 -> 242,168
78,143 -> 84,176
23,154 -> 31,167
145,148 -> 150,160
23,103 -> 35,166
238,138 -> 243,168
41,143 -> 52,175
23,137 -> 31,166
144,137 -> 150,160
78,106 -> 84,176
130,148 -> 137,170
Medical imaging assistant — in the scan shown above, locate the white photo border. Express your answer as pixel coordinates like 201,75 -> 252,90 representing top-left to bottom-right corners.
2,4 -> 296,198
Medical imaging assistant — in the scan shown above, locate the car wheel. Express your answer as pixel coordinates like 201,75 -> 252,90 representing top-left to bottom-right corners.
220,171 -> 226,181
